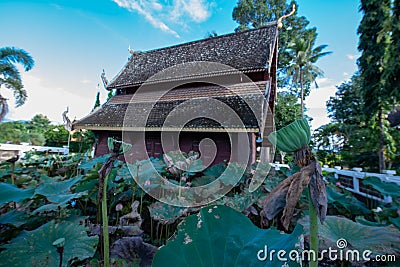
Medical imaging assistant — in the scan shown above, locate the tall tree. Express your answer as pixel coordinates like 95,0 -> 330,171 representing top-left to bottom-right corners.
274,91 -> 302,130
232,0 -> 317,88
0,47 -> 34,121
29,114 -> 51,132
286,38 -> 331,117
357,0 -> 392,172
384,0 -> 400,101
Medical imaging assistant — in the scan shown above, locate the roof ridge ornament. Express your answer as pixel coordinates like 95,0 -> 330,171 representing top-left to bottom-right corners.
277,3 -> 296,29
128,45 -> 134,55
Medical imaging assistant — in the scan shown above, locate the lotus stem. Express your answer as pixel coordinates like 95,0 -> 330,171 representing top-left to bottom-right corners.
11,162 -> 15,185
308,189 -> 318,267
102,173 -> 110,267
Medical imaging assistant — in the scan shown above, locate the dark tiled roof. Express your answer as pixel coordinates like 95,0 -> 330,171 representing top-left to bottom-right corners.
74,82 -> 268,131
107,23 -> 278,89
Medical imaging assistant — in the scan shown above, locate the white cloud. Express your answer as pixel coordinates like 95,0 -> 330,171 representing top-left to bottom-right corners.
112,0 -> 213,37
304,79 -> 337,130
4,73 -> 105,124
171,0 -> 211,23
346,54 -> 358,61
81,79 -> 92,85
113,0 -> 180,37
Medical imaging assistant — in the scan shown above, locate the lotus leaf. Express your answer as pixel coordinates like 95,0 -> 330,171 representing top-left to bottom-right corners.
300,215 -> 400,258
0,220 -> 98,267
326,185 -> 371,215
361,177 -> 400,197
153,205 -> 303,267
0,183 -> 34,205
148,202 -> 188,224
0,209 -> 30,227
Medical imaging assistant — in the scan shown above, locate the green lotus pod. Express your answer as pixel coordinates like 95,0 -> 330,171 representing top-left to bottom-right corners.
268,118 -> 311,152
107,137 -> 115,152
52,238 -> 65,248
107,138 -> 132,154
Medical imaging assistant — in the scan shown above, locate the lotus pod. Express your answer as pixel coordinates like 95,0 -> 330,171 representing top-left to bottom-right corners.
107,137 -> 132,154
268,118 -> 311,152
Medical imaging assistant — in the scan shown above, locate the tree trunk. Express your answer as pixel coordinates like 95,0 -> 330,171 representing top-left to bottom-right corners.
378,109 -> 386,173
300,69 -> 304,118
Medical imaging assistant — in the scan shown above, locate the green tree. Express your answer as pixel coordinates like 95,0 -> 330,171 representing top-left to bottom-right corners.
93,92 -> 101,111
316,73 -> 399,171
0,121 -> 25,144
232,0 -> 317,87
357,0 -> 392,172
29,114 -> 51,132
274,91 -> 302,130
383,0 -> 400,101
0,47 -> 34,121
286,38 -> 331,117
70,130 -> 95,153
44,125 -> 69,147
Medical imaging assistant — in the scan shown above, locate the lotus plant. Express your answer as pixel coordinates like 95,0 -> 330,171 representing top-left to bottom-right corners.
98,138 -> 132,267
262,118 -> 327,267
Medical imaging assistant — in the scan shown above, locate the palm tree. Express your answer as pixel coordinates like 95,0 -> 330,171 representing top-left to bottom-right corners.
0,47 -> 34,122
286,38 -> 331,118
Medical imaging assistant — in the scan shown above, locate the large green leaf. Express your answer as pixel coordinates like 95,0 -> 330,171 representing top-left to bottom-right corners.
0,183 -> 34,205
34,176 -> 82,198
78,154 -> 110,172
300,215 -> 400,258
326,185 -> 371,215
361,177 -> 400,197
33,176 -> 86,213
153,205 -> 303,267
0,209 -> 30,227
0,220 -> 98,267
148,202 -> 188,224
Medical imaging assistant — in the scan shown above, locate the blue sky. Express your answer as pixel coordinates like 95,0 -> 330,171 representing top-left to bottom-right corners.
0,0 -> 361,129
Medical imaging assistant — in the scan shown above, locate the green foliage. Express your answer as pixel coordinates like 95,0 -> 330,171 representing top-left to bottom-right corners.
70,130 -> 95,153
361,176 -> 400,197
232,0 -> 318,89
286,37 -> 331,101
29,114 -> 51,132
0,46 -> 34,121
315,73 -> 400,171
301,215 -> 400,259
153,205 -> 303,267
0,220 -> 98,267
0,183 -> 34,205
44,125 -> 69,147
274,91 -> 302,130
33,176 -> 87,213
326,184 -> 371,217
148,202 -> 188,224
0,120 -> 46,145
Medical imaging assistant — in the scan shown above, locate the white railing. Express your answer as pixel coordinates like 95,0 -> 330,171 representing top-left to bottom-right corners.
0,143 -> 69,162
322,166 -> 400,203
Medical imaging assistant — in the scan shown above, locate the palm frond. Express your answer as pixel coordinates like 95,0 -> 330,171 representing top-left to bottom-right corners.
3,77 -> 26,106
0,63 -> 21,81
0,47 -> 34,71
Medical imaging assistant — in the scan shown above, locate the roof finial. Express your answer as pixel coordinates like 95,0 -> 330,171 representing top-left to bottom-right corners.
128,45 -> 134,55
277,3 -> 296,29
101,69 -> 108,89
